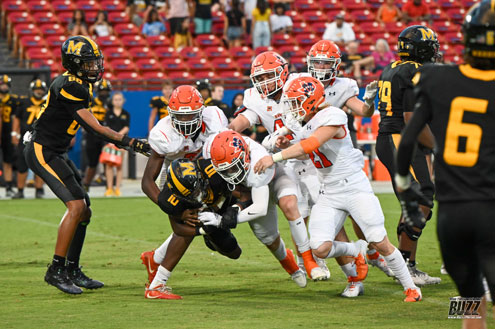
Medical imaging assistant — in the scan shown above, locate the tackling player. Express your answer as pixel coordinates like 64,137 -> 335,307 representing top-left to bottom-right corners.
11,79 -> 47,199
397,0 -> 495,325
24,35 -> 150,295
376,25 -> 441,285
254,76 -> 422,302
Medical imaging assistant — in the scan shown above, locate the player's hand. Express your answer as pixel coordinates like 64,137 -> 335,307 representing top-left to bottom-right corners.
261,134 -> 278,152
398,186 -> 433,230
220,205 -> 239,229
182,209 -> 200,227
130,138 -> 151,156
198,211 -> 222,227
254,155 -> 274,174
364,80 -> 378,105
275,136 -> 290,149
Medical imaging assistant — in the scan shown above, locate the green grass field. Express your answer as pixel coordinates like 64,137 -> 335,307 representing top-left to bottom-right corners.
0,194 -> 492,329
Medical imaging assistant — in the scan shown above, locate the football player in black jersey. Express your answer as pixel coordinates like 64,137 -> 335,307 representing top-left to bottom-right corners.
24,35 -> 150,295
195,79 -> 215,106
141,158 -> 246,299
375,25 -> 440,286
147,80 -> 172,132
397,1 -> 495,326
0,74 -> 20,197
81,78 -> 112,192
11,79 -> 47,199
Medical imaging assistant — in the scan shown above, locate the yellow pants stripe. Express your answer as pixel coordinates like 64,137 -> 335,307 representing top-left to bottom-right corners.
391,134 -> 418,181
34,143 -> 65,185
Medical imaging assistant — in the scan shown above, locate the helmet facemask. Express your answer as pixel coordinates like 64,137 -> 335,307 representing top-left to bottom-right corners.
282,93 -> 307,123
250,66 -> 285,97
214,152 -> 249,185
77,56 -> 104,83
169,106 -> 204,137
308,57 -> 340,82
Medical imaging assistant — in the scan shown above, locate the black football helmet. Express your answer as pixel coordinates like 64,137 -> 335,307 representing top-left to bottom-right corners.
61,35 -> 104,83
397,25 -> 440,63
0,74 -> 11,93
195,79 -> 212,92
166,159 -> 204,205
462,0 -> 495,64
95,78 -> 112,92
29,79 -> 47,99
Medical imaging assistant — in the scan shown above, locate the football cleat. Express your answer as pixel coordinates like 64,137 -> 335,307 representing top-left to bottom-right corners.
6,187 -> 14,198
408,264 -> 441,286
301,250 -> 326,281
35,188 -> 44,199
341,280 -> 364,298
483,277 -> 492,303
367,252 -> 394,277
440,263 -> 448,275
145,284 -> 182,300
11,191 -> 24,199
315,256 -> 331,280
141,250 -> 159,283
68,266 -> 104,289
404,287 -> 422,302
351,240 -> 369,282
44,264 -> 82,294
291,269 -> 307,288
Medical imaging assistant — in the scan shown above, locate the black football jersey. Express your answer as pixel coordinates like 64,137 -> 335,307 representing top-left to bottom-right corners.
377,60 -> 421,134
15,97 -> 45,134
158,159 -> 232,217
149,96 -> 169,119
33,72 -> 92,153
414,64 -> 495,202
0,93 -> 20,126
90,97 -> 108,124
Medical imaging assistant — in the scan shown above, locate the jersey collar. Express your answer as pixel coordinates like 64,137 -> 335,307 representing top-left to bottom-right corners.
459,64 -> 495,81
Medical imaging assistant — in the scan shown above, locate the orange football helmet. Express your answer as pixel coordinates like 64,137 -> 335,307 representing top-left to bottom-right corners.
282,76 -> 325,123
210,130 -> 250,185
250,51 -> 289,97
168,85 -> 204,136
307,40 -> 342,82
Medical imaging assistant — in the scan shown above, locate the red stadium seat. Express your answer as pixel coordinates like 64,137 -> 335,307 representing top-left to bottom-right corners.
350,10 -> 375,22
366,0 -> 383,9
76,0 -> 101,11
446,8 -> 467,23
143,71 -> 168,89
444,31 -> 463,43
254,46 -> 275,54
128,47 -> 155,59
115,72 -> 143,90
295,33 -> 318,47
146,35 -> 171,47
237,57 -> 253,72
52,0 -> 76,12
229,46 -> 255,59
302,10 -> 327,23
438,0 -> 462,9
85,10 -> 99,24
18,35 -> 46,59
121,35 -> 148,47
109,58 -> 137,72
359,21 -> 386,34
39,24 -> 65,35
57,12 -> 74,24
2,1 -> 28,14
196,34 -> 222,47
187,58 -> 211,72
33,12 -> 60,25
278,45 -> 306,58
342,0 -> 369,10
211,57 -> 238,71
433,20 -> 461,33
294,0 -> 320,12
167,71 -> 194,84
179,46 -> 206,60
195,70 -> 216,80
114,23 -> 141,36
160,58 -> 188,72
291,56 -> 307,70
371,32 -> 395,44
430,8 -> 450,22
45,35 -> 66,50
311,22 -> 326,35
13,24 -> 40,39
459,0 -> 476,8
384,21 -> 406,34
108,12 -> 131,24
203,46 -> 230,59
101,0 -> 126,12
356,32 -> 373,46
326,10 -> 354,22
218,70 -> 245,85
424,0 -> 440,9
97,35 -> 123,48
319,0 -> 344,10
136,58 -> 162,72
26,47 -> 53,64
104,47 -> 130,59
292,22 -> 313,35
272,34 -> 297,47
26,1 -> 52,12
154,46 -> 179,59
439,44 -> 456,56
7,12 -> 34,25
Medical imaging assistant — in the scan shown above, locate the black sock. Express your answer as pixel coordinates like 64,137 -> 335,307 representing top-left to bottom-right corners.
399,249 -> 411,262
66,222 -> 88,269
408,260 -> 416,267
52,255 -> 66,268
18,188 -> 24,194
6,181 -> 13,190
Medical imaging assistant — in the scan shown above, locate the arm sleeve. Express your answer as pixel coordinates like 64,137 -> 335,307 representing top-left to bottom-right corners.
237,185 -> 270,223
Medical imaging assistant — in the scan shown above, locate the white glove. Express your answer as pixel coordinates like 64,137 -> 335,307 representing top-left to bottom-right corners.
364,80 -> 378,106
281,113 -> 303,138
198,212 -> 222,227
23,131 -> 33,145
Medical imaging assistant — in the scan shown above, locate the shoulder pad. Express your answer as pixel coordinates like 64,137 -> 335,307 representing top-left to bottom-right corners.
312,106 -> 347,127
58,80 -> 89,103
148,117 -> 183,155
203,106 -> 228,132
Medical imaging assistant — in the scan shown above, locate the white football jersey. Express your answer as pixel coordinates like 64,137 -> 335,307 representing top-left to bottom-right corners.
149,106 -> 228,163
301,106 -> 363,183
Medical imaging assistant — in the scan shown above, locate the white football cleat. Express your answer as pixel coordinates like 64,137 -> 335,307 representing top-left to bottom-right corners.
309,266 -> 327,281
408,264 -> 441,286
315,256 -> 330,280
440,263 -> 448,275
483,277 -> 492,303
291,269 -> 307,288
341,280 -> 364,298
367,253 -> 394,277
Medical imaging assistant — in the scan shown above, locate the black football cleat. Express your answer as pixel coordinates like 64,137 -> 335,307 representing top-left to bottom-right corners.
68,267 -> 104,289
11,191 -> 24,199
44,265 -> 83,294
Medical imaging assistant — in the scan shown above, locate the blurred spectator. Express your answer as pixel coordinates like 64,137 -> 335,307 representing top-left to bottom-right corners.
104,92 -> 130,197
224,0 -> 246,48
89,10 -> 114,37
252,0 -> 272,49
402,0 -> 431,24
148,80 -> 173,132
68,10 -> 89,36
230,93 -> 256,137
126,0 -> 146,26
270,3 -> 293,34
244,0 -> 257,35
281,51 -> 297,72
272,0 -> 293,11
192,0 -> 218,34
142,7 -> 167,36
352,39 -> 396,85
195,79 -> 214,105
340,41 -> 364,75
167,0 -> 192,50
376,0 -> 402,25
322,14 -> 356,47
210,85 -> 230,113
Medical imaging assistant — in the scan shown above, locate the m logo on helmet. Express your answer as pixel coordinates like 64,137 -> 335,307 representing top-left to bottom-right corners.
67,41 -> 84,55
419,28 -> 435,41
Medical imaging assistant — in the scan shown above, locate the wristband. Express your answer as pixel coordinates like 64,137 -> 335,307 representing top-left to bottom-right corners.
120,135 -> 132,147
195,226 -> 207,236
11,132 -> 20,138
394,174 -> 411,190
272,152 -> 284,163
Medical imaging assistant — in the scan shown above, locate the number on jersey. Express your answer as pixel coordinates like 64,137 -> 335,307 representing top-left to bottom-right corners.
273,118 -> 294,140
309,149 -> 332,168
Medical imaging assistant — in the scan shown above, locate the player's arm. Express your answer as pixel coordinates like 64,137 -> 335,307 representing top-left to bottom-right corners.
236,185 -> 270,223
254,125 -> 342,173
228,113 -> 251,132
403,87 -> 435,149
141,149 -> 164,204
11,116 -> 21,146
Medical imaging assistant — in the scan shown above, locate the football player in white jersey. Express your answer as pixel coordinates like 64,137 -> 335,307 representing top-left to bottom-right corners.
140,85 -> 229,298
229,51 -> 327,281
254,76 -> 422,302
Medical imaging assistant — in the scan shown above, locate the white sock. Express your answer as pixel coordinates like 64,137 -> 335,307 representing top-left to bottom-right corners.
288,217 -> 311,253
157,165 -> 167,190
384,248 -> 416,290
297,255 -> 304,265
327,241 -> 358,258
149,265 -> 172,288
340,262 -> 357,277
153,234 -> 173,264
271,238 -> 287,261
367,248 -> 377,255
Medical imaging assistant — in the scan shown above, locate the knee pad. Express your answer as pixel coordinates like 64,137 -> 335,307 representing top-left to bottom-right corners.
397,222 -> 422,241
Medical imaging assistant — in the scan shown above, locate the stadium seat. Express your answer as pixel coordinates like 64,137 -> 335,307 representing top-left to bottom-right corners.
366,0 -> 383,9
285,10 -> 304,23
51,0 -> 76,12
459,0 -> 476,8
196,34 -> 223,47
342,0 -> 369,10
18,35 -> 46,59
371,32 -> 395,44
294,0 -> 320,12
446,8 -> 467,23
295,33 -> 318,47
254,46 -> 275,54
167,71 -> 194,84
292,22 -> 313,35
85,10 -> 99,23
101,0 -> 126,12
7,12 -> 34,25
430,8 -> 450,22
57,12 -> 74,24
439,44 -> 456,57
114,72 -> 143,90
358,21 -> 386,34
2,0 -> 28,14
433,20 -> 461,33
136,58 -> 162,72
121,35 -> 148,48
444,31 -> 463,44
76,0 -> 101,11
97,35 -> 123,48
128,47 -> 155,59
26,1 -> 53,12
203,46 -> 231,59
108,12 -> 131,24
194,70 -> 216,80
237,57 -> 252,72
311,22 -> 326,35
424,0 -> 441,9
39,24 -> 65,35
351,10 -> 375,22
33,12 -> 60,25
103,47 -> 130,59
160,58 -> 188,72
211,57 -> 238,71
13,24 -> 40,39
114,23 -> 141,36
146,35 -> 171,48
384,21 -> 406,34
26,47 -> 53,65
45,35 -> 66,50
438,0 -> 462,9
142,71 -> 168,89
229,46 -> 255,59
277,45 -> 306,58
109,58 -> 138,73
154,46 -> 179,59
186,58 -> 211,72
302,10 -> 327,23
291,56 -> 307,70
218,70 -> 245,85
272,34 -> 297,47
179,46 -> 206,60
326,10 -> 353,22
319,0 -> 344,10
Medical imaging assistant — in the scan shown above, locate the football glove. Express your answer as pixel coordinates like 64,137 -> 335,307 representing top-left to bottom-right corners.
363,80 -> 378,107
130,138 -> 151,156
398,185 -> 433,230
198,211 -> 222,227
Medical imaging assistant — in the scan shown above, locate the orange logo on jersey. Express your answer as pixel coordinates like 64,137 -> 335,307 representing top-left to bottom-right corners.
267,106 -> 272,112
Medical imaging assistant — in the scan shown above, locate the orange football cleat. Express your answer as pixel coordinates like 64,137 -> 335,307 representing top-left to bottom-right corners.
301,250 -> 326,281
140,250 -> 159,283
350,253 -> 369,282
145,284 -> 182,300
404,288 -> 422,302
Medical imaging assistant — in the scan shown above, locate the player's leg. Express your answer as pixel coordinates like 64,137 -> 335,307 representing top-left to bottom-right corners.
104,163 -> 114,196
34,174 -> 44,199
1,131 -> 15,196
201,226 -> 242,259
13,142 -> 28,199
82,138 -> 102,191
